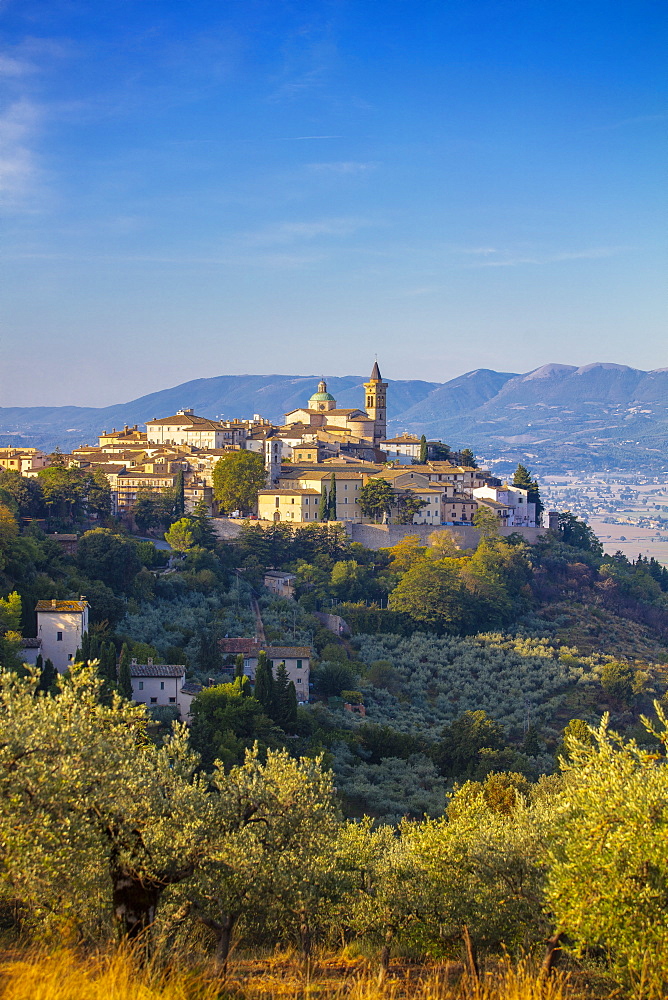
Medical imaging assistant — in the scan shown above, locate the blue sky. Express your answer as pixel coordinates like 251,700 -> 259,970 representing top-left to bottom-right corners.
1,0 -> 666,406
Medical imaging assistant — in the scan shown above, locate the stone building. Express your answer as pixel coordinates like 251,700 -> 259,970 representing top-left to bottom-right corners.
35,598 -> 89,673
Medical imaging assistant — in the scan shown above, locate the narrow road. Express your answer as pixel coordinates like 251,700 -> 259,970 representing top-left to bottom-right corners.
234,569 -> 267,644
250,594 -> 266,645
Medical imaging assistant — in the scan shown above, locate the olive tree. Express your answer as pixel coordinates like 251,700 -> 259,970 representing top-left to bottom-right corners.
547,709 -> 668,997
0,665 -> 214,943
182,747 -> 340,967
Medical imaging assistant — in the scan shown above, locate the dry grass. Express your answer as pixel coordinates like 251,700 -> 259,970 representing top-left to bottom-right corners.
0,948 -> 587,1000
0,947 -> 219,1000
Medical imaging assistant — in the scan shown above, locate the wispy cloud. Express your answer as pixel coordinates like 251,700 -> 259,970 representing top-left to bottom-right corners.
398,285 -> 442,297
0,249 -> 327,270
274,135 -> 343,141
0,54 -> 35,77
594,112 -> 668,131
457,246 -> 498,256
0,98 -> 42,209
240,216 -> 372,246
0,37 -> 71,212
307,161 -> 377,174
475,246 -> 627,267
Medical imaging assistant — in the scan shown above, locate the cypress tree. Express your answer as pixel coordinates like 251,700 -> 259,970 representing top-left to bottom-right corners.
328,473 -> 337,520
253,651 -> 274,712
88,634 -> 100,665
273,661 -> 298,731
192,496 -> 216,547
81,631 -> 91,661
103,642 -> 118,686
419,434 -> 428,464
233,674 -> 252,697
512,463 -> 544,521
38,657 -> 58,695
235,653 -> 245,679
118,643 -> 133,699
318,481 -> 328,522
195,629 -> 220,674
174,470 -> 185,517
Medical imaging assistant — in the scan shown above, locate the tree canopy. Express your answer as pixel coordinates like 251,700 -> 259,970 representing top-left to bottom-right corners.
359,479 -> 394,522
212,451 -> 266,514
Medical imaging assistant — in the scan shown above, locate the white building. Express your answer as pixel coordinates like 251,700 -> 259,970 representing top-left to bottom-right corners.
145,409 -> 229,449
19,637 -> 42,666
379,434 -> 422,463
130,660 -> 201,721
219,639 -> 310,703
264,570 -> 297,599
35,599 -> 89,673
472,484 -> 536,527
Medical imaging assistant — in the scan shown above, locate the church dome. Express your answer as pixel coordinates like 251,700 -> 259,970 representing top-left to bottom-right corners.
310,378 -> 336,403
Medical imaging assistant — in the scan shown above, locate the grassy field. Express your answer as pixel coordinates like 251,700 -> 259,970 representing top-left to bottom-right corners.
0,948 -> 609,1000
588,516 -> 668,563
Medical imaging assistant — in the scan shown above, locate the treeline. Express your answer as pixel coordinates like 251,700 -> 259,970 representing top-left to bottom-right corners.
2,665 -> 668,997
0,464 -> 112,522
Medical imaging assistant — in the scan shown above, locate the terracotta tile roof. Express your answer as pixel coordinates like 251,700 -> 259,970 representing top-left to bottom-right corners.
381,435 -> 420,444
219,638 -> 310,658
35,600 -> 88,613
257,488 -> 321,496
181,682 -> 203,695
20,638 -> 42,648
267,646 -> 311,658
130,664 -> 186,677
219,638 -> 259,654
146,414 -> 223,429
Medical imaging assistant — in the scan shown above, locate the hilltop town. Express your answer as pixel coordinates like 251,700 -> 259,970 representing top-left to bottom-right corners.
0,362 -> 544,541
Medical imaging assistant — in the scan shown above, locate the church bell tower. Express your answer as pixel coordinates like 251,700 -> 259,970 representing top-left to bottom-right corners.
364,360 -> 388,446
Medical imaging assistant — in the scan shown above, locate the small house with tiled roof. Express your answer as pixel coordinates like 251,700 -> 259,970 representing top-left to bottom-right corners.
219,639 -> 310,702
35,598 -> 89,673
18,637 -> 42,666
130,658 -> 201,721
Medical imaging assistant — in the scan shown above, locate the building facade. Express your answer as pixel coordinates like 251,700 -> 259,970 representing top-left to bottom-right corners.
35,598 -> 89,673
219,639 -> 310,703
129,660 -> 201,721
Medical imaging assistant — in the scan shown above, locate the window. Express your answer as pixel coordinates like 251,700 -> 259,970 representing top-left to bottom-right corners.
169,697 -> 176,704
56,631 -> 63,641
139,681 -> 144,690
150,697 -> 157,704
68,653 -> 73,661
297,659 -> 302,669
160,681 -> 165,690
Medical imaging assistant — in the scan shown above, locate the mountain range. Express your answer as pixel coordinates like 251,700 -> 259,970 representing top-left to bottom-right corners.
2,363 -> 667,473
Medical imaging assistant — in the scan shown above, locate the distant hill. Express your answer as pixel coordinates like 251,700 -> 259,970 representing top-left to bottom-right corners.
2,363 -> 668,472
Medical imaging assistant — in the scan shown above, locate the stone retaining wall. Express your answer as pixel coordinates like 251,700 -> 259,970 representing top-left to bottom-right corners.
212,517 -> 547,552
347,522 -> 547,550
